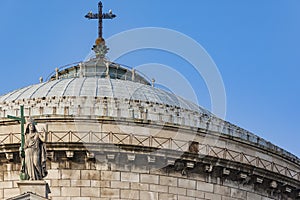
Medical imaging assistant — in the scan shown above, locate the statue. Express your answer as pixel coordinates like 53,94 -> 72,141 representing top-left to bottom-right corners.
23,121 -> 48,180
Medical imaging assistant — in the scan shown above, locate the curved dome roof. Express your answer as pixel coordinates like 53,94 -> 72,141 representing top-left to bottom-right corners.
0,77 -> 209,114
0,60 -> 298,161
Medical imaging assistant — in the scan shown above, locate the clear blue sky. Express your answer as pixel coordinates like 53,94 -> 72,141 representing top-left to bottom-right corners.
0,1 -> 299,157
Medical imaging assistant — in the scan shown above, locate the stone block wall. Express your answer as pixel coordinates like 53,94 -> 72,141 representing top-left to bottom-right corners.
0,97 -> 299,200
0,161 -> 288,200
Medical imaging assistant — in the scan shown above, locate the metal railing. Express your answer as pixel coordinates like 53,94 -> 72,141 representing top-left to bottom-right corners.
0,131 -> 299,181
45,60 -> 152,85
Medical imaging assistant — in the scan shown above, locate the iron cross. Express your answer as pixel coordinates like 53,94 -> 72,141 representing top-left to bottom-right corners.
85,1 -> 117,39
7,105 -> 27,180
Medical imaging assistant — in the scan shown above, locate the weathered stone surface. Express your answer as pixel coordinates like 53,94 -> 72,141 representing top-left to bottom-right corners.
101,171 -> 120,181
51,179 -> 71,187
81,170 -> 101,180
121,189 -> 139,200
111,181 -> 130,189
121,172 -> 139,183
231,188 -> 246,199
150,184 -> 168,193
91,180 -> 110,188
100,188 -> 119,198
186,189 -> 205,198
0,181 -> 13,189
197,181 -> 214,193
71,180 -> 91,187
160,176 -> 178,187
222,196 -> 238,200
169,186 -> 186,196
130,182 -> 149,190
48,186 -> 61,197
81,187 -> 100,197
205,192 -> 222,200
4,171 -> 19,181
46,169 -> 60,180
51,197 -> 71,200
261,197 -> 275,200
61,187 -> 81,197
70,197 -> 90,200
61,170 -> 80,180
4,188 -> 19,199
159,193 -> 177,200
140,191 -> 158,200
214,185 -> 231,196
0,189 -> 3,199
140,174 -> 159,184
246,192 -> 261,200
178,178 -> 196,189
177,195 -> 196,200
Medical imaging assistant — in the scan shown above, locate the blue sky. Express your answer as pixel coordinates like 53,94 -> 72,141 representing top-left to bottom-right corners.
0,1 -> 299,157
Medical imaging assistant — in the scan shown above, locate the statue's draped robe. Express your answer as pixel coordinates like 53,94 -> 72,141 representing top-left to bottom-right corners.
24,131 -> 47,180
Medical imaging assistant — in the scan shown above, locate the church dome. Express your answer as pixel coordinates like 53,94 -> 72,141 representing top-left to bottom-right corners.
0,72 -> 205,114
1,58 -> 299,200
0,58 -> 297,162
1,2 -> 299,199
0,58 -> 210,118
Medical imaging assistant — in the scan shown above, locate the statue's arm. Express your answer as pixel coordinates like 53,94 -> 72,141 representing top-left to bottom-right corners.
24,134 -> 29,149
39,127 -> 47,143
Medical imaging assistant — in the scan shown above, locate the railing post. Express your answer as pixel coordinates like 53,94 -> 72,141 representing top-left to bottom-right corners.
149,135 -> 153,147
69,131 -> 72,143
206,144 -> 209,155
109,132 -> 114,143
240,152 -> 244,163
256,157 -> 260,168
223,148 -> 227,159
129,134 -> 133,145
89,131 -> 92,143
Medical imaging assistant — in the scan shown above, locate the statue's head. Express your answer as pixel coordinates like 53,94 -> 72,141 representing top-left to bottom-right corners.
25,122 -> 37,134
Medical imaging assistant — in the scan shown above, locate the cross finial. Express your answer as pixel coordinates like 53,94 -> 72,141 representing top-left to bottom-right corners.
85,1 -> 116,58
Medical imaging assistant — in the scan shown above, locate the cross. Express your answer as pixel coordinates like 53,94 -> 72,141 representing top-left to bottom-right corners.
7,105 -> 27,180
85,1 -> 116,40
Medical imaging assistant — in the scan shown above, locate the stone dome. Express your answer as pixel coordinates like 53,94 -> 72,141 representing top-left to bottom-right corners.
0,58 -> 298,161
0,77 -> 205,114
0,58 -> 299,200
1,1 -> 299,198
0,58 -> 209,113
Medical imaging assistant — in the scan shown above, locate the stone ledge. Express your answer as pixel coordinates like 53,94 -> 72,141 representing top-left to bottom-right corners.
17,181 -> 51,199
0,145 -> 298,199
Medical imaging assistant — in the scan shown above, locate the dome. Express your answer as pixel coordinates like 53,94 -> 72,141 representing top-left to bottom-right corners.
1,2 -> 299,199
0,77 -> 207,114
0,58 -> 298,162
0,59 -> 211,115
0,42 -> 299,200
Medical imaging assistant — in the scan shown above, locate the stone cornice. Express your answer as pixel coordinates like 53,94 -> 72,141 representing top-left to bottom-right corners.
1,142 -> 299,199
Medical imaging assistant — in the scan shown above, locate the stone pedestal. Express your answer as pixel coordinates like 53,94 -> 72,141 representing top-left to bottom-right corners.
16,181 -> 51,199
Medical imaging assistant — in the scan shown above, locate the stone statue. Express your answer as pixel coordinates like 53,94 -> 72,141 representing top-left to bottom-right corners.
24,121 -> 48,180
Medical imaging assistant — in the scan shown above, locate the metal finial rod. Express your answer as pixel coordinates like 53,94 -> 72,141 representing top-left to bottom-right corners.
98,1 -> 103,39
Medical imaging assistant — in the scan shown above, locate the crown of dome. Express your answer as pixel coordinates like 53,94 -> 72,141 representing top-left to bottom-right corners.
0,59 -> 210,115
